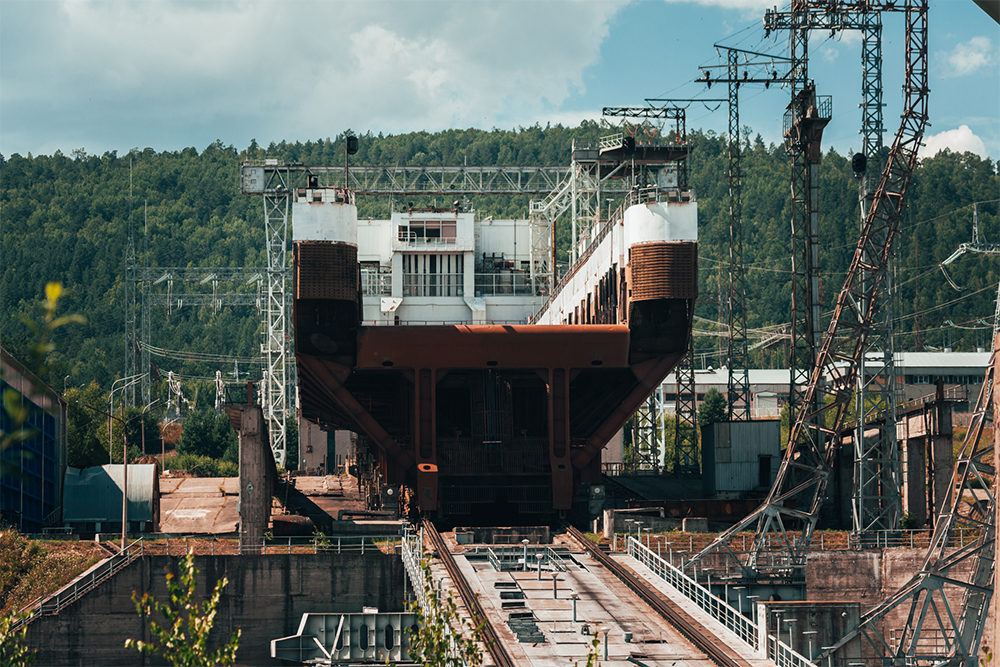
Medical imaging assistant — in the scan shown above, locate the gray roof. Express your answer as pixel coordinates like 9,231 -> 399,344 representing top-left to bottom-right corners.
64,465 -> 157,522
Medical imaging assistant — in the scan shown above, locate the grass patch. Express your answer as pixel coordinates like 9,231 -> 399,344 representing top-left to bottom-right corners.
0,529 -> 105,616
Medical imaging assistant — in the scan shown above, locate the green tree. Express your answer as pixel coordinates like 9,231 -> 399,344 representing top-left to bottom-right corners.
698,388 -> 727,427
125,552 -> 240,666
178,406 -> 234,459
65,382 -> 107,468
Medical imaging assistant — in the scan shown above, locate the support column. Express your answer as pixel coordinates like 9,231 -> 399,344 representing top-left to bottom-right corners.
549,368 -> 573,510
414,368 -> 438,512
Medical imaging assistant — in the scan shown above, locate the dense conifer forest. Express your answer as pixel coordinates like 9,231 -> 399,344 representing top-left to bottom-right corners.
2,124 -> 998,396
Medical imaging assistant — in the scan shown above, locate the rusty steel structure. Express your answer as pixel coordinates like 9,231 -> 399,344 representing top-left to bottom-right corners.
765,0 -> 902,540
273,136 -> 697,521
823,346 -> 995,666
686,0 -> 928,592
600,105 -> 705,473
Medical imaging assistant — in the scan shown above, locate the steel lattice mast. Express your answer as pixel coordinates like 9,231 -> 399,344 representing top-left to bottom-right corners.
260,166 -> 291,467
686,0 -> 928,585
765,0 -> 902,538
696,48 -> 796,420
823,339 -> 995,666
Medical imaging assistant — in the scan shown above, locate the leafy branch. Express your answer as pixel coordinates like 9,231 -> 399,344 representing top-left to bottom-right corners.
125,552 -> 240,667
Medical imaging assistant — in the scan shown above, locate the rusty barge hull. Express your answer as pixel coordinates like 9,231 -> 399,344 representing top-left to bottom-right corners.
293,186 -> 697,522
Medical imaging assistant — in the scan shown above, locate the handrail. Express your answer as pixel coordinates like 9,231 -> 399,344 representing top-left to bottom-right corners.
12,537 -> 145,631
627,535 -> 757,648
400,524 -> 473,666
767,633 -> 818,667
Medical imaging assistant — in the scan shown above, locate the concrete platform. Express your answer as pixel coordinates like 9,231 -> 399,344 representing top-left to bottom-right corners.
158,477 -> 239,534
443,541 -> 731,666
622,553 -> 773,667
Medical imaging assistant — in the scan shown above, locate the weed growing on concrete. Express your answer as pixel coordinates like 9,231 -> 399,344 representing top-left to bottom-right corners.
407,559 -> 483,667
125,552 -> 241,666
572,632 -> 602,667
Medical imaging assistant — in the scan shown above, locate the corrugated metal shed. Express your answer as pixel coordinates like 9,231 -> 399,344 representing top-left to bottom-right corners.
702,420 -> 780,497
63,465 -> 158,527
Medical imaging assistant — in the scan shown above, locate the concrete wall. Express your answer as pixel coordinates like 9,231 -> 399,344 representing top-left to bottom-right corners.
24,553 -> 406,667
808,547 -> 993,658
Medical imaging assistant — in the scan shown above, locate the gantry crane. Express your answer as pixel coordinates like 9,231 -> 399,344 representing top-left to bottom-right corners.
601,104 -> 703,472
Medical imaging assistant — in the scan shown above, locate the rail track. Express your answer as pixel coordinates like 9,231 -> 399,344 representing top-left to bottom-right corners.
565,525 -> 750,667
422,520 -> 517,667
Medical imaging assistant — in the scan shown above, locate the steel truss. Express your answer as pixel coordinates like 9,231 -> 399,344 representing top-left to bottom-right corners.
697,48 -> 796,421
261,167 -> 291,468
824,348 -> 995,667
766,0 -> 901,538
628,394 -> 660,474
673,339 -> 699,473
296,164 -> 570,196
686,0 -> 928,583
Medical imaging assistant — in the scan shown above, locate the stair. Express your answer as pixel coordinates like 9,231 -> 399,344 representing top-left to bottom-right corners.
507,612 -> 546,643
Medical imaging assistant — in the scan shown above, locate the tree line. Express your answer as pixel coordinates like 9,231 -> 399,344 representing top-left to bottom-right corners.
1,124 -> 997,409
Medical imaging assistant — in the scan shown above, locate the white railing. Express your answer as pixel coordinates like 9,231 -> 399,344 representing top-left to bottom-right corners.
12,538 -> 145,631
768,633 -> 817,667
361,266 -> 392,295
627,536 -> 757,648
392,234 -> 474,252
400,526 -> 471,666
475,272 -> 536,296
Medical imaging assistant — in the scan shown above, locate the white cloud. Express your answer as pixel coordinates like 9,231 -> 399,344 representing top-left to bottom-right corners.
920,125 -> 989,159
945,36 -> 996,76
0,0 -> 629,154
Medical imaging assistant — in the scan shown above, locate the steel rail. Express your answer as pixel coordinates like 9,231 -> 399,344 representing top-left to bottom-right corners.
422,520 -> 517,667
564,525 -> 749,667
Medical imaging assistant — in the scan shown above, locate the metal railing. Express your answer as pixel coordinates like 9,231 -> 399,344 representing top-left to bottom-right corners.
12,538 -> 145,631
400,525 -> 471,666
627,536 -> 757,648
474,272 -> 536,296
237,535 -> 401,555
392,233 -> 474,252
768,633 -> 817,667
361,266 -> 392,295
485,545 -> 569,573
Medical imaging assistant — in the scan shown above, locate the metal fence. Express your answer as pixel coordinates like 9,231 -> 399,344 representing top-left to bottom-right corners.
400,525 -> 471,666
626,536 -> 757,648
767,633 -> 818,667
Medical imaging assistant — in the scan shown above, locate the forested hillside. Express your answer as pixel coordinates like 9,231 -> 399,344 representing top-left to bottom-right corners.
1,124 -> 998,396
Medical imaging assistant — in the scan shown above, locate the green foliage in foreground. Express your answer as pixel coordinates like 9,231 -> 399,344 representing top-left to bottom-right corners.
407,560 -> 483,667
0,610 -> 35,667
125,552 -> 240,667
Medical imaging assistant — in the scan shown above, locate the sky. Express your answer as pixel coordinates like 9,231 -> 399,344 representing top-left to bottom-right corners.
1,0 -> 997,162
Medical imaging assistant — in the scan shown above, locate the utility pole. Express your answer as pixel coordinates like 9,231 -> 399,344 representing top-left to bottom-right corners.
697,47 -> 797,421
